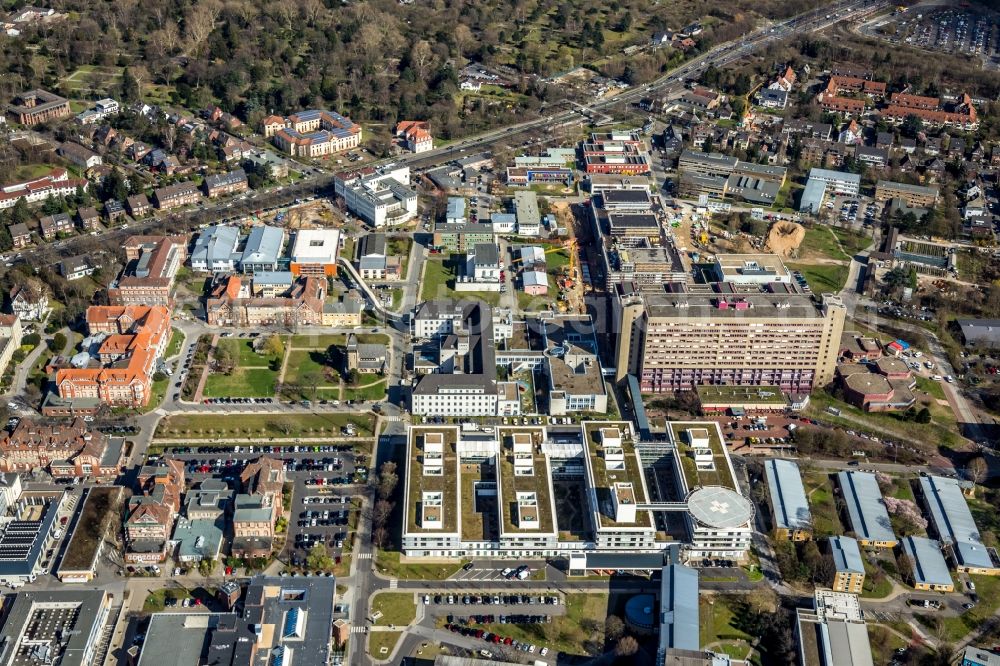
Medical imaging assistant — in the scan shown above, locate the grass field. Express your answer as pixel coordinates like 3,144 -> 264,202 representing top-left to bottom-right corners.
788,263 -> 849,292
12,164 -> 60,181
60,65 -> 123,94
165,328 -> 185,359
202,368 -> 277,397
805,389 -> 962,452
367,631 -> 402,659
155,413 -> 375,439
290,334 -> 345,349
374,550 -> 467,580
217,338 -> 282,367
940,574 -> 1000,641
369,593 -> 417,626
284,350 -> 339,388
700,596 -> 755,654
420,257 -> 453,300
343,379 -> 387,402
801,471 -> 841,536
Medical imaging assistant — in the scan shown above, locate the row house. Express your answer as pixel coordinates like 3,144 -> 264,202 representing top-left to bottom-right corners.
202,169 -> 248,198
152,181 -> 200,210
0,168 -> 88,210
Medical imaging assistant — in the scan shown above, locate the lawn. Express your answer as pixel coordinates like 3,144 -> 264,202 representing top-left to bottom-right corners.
801,471 -> 841,536
13,164 -> 60,181
374,550 -> 467,580
940,574 -> 1000,641
805,389 -> 963,452
860,560 -> 894,599
367,631 -> 402,659
165,328 -> 185,359
284,349 -> 339,388
290,334 -> 345,349
369,593 -> 417,626
787,263 -> 849,292
343,379 -> 387,402
420,255 -> 503,304
155,413 -> 376,439
420,257 -> 454,301
474,593 -> 608,657
217,338 -> 282,368
202,368 -> 277,398
700,596 -> 755,651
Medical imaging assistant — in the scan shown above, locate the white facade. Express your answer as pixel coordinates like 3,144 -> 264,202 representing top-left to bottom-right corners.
334,166 -> 418,228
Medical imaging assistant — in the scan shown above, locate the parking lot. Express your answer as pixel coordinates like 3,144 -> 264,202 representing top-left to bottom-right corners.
881,8 -> 1000,63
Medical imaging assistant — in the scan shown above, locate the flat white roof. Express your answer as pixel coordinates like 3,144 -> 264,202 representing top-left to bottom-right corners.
291,228 -> 341,264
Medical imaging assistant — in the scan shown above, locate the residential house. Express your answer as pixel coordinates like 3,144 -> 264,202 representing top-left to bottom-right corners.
8,223 -> 31,249
8,283 -> 47,321
58,141 -> 102,169
104,199 -> 126,223
126,194 -> 152,218
76,206 -> 101,231
59,256 -> 95,281
396,120 -> 433,153
38,212 -> 73,240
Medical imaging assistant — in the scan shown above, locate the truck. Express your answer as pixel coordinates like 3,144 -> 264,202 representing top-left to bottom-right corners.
517,569 -> 530,580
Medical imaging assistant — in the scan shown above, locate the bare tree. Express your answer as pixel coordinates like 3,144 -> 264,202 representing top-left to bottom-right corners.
605,615 -> 625,641
967,456 -> 989,491
616,635 -> 639,657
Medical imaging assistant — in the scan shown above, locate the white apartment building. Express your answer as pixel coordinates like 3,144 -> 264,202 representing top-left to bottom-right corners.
334,166 -> 418,228
402,421 -> 753,561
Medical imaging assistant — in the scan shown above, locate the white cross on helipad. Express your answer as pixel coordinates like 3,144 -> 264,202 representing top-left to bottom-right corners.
709,500 -> 730,514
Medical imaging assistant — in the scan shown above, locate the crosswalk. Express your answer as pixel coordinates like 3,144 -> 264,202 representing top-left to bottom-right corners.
388,578 -> 399,589
356,552 -> 372,560
380,415 -> 404,422
350,626 -> 367,634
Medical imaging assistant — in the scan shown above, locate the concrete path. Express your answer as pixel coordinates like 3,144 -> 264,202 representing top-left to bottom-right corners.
191,334 -> 219,403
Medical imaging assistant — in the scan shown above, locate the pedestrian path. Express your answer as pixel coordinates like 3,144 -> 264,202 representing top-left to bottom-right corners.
388,578 -> 398,589
350,625 -> 367,634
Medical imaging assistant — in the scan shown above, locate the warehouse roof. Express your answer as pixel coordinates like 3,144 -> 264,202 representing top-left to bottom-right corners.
902,536 -> 952,588
838,471 -> 896,544
764,459 -> 812,533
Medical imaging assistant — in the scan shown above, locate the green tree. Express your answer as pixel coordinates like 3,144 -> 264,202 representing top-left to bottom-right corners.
263,334 -> 284,359
50,332 -> 67,352
915,407 -> 931,424
305,543 -> 335,571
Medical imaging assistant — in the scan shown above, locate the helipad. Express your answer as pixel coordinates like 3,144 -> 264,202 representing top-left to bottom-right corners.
687,486 -> 754,529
